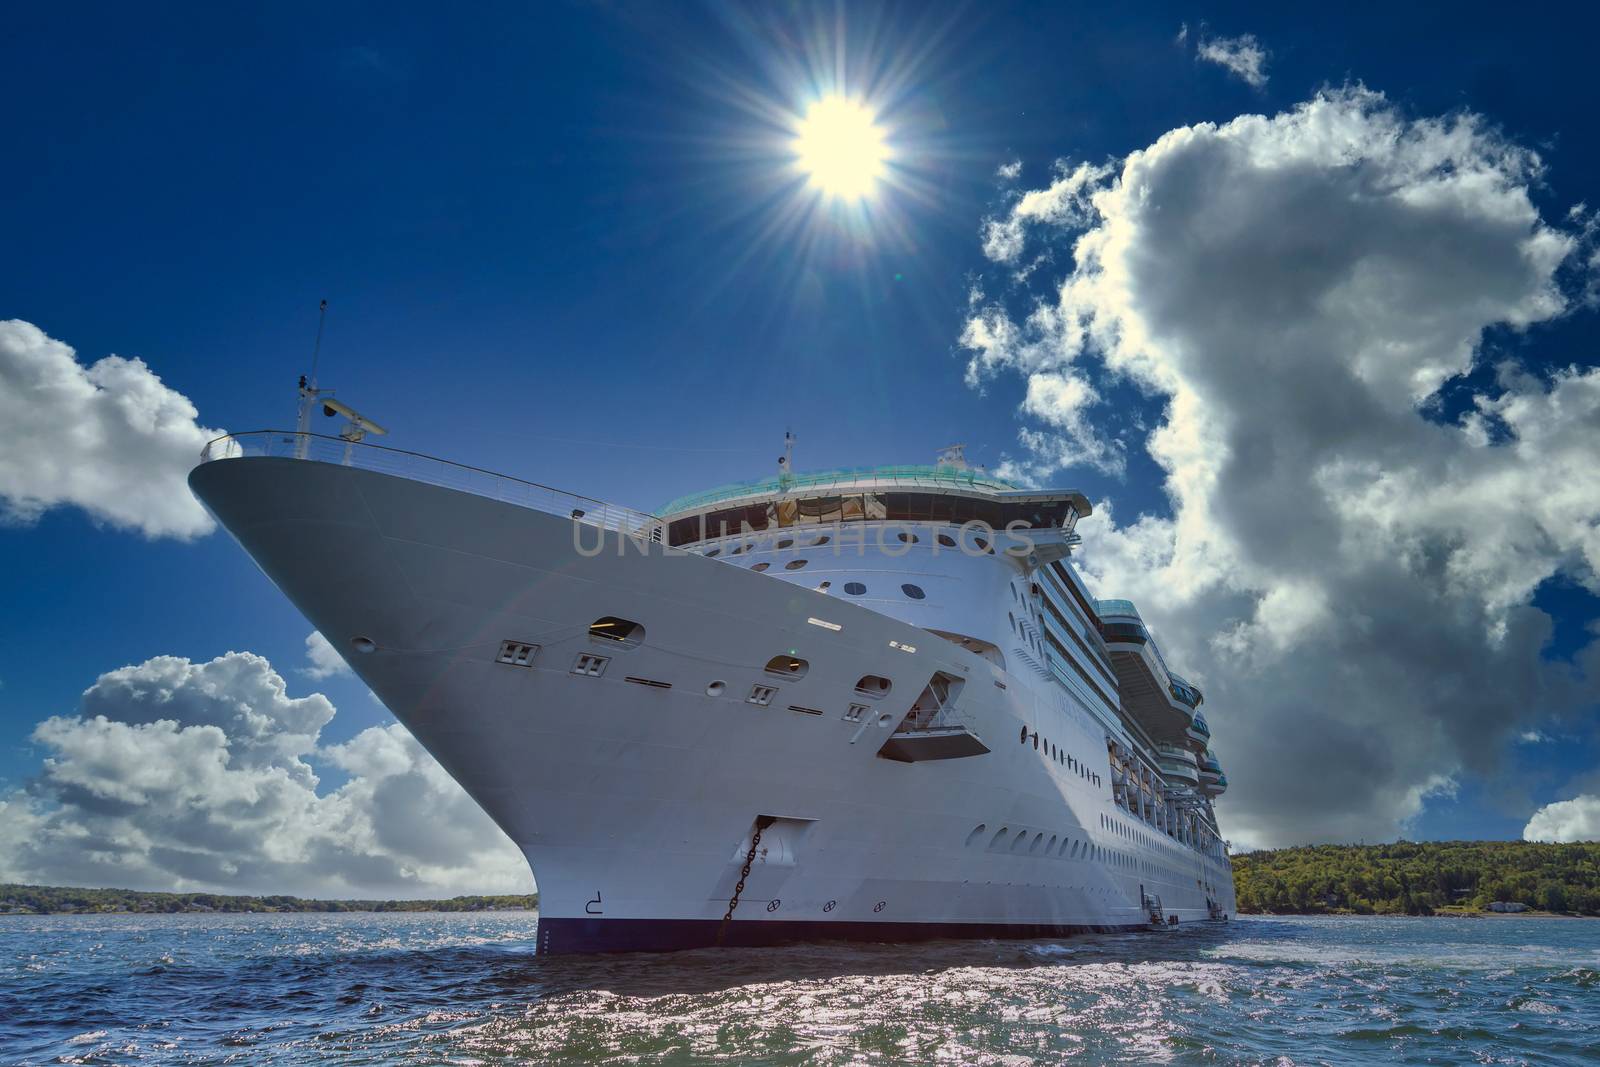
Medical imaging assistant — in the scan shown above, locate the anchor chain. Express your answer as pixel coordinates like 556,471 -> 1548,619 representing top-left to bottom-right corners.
717,816 -> 775,944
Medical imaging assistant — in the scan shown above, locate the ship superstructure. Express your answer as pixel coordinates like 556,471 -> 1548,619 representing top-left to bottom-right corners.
189,431 -> 1233,953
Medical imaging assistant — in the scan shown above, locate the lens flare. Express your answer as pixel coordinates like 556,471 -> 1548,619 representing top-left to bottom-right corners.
794,96 -> 889,200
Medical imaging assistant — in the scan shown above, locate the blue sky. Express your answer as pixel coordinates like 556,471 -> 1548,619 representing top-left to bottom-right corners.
2,2 -> 1598,892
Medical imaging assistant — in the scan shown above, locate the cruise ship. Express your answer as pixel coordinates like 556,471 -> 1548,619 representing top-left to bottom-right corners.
189,429 -> 1234,954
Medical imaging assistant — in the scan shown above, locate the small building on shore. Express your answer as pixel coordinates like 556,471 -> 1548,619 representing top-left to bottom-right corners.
1487,901 -> 1530,913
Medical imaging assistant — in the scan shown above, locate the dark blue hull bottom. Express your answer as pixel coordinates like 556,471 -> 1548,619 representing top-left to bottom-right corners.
536,916 -> 1154,955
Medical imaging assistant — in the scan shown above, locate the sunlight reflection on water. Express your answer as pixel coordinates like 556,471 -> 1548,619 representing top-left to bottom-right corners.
2,913 -> 1597,1064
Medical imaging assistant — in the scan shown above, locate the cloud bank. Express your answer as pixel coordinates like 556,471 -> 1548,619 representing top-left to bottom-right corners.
0,320 -> 220,539
963,87 -> 1600,847
0,651 -> 530,897
1524,795 -> 1600,842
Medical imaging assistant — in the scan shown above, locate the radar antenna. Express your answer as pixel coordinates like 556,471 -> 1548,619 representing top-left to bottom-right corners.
291,298 -> 389,463
778,430 -> 796,480
936,443 -> 968,470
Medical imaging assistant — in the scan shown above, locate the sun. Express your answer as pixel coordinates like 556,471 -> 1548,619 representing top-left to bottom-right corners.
793,96 -> 889,200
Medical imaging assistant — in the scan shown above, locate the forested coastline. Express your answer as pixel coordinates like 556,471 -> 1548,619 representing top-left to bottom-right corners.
1232,841 -> 1600,916
0,884 -> 537,915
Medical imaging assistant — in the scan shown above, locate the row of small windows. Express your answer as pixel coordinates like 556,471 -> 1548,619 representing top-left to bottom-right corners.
749,559 -> 813,572
698,529 -> 991,556
744,564 -> 927,601
965,822 -> 1198,890
1020,727 -> 1101,786
965,823 -> 1118,866
704,533 -> 835,558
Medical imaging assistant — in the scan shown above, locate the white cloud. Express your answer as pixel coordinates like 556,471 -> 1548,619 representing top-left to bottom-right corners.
963,87 -> 1600,847
0,320 -> 221,539
1524,795 -> 1600,842
302,630 -> 353,680
0,651 -> 530,897
1196,33 -> 1270,89
996,159 -> 1022,181
979,161 -> 1112,264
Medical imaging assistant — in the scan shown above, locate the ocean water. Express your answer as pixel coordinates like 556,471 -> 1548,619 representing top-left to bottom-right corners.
1,913 -> 1596,1065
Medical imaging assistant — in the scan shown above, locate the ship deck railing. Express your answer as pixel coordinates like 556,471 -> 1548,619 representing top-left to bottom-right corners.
198,431 -> 665,539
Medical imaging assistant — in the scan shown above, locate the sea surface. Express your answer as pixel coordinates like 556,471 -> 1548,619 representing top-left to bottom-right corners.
1,912 -> 1596,1065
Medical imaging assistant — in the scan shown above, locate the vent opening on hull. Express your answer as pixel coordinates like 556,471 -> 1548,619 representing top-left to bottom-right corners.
496,640 -> 539,667
625,676 -> 671,689
589,616 -> 645,648
764,655 -> 809,678
747,685 -> 777,706
854,674 -> 892,699
572,653 -> 609,677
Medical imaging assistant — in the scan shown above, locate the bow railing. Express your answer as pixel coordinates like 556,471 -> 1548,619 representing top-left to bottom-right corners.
198,431 -> 664,540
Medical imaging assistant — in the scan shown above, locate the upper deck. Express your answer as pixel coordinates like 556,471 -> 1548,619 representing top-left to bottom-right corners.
658,464 -> 1092,549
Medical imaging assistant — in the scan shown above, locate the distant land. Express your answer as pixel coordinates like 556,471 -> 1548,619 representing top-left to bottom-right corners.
0,884 -> 537,915
1232,841 -> 1600,916
10,840 -> 1598,918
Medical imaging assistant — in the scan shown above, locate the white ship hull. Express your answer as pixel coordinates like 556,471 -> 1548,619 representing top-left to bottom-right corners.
190,449 -> 1234,953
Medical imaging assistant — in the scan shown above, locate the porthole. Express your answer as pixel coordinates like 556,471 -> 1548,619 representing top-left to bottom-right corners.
1019,725 -> 1028,744
589,616 -> 644,648
809,534 -> 831,547
854,674 -> 892,699
897,531 -> 919,544
844,582 -> 867,596
784,559 -> 808,571
816,581 -> 832,592
705,547 -> 721,558
776,538 -> 794,550
751,562 -> 770,572
706,680 -> 726,697
730,543 -> 750,555
764,654 -> 809,678
351,636 -> 376,654
973,537 -> 990,553
900,584 -> 925,600
937,533 -> 957,548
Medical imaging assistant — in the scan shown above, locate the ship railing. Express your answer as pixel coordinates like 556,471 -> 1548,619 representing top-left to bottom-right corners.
198,431 -> 665,540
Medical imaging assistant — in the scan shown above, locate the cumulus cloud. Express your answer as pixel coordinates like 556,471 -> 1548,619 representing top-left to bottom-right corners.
1524,795 -> 1600,842
1196,33 -> 1270,89
962,87 -> 1600,846
0,320 -> 220,539
302,630 -> 353,680
0,651 -> 530,897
